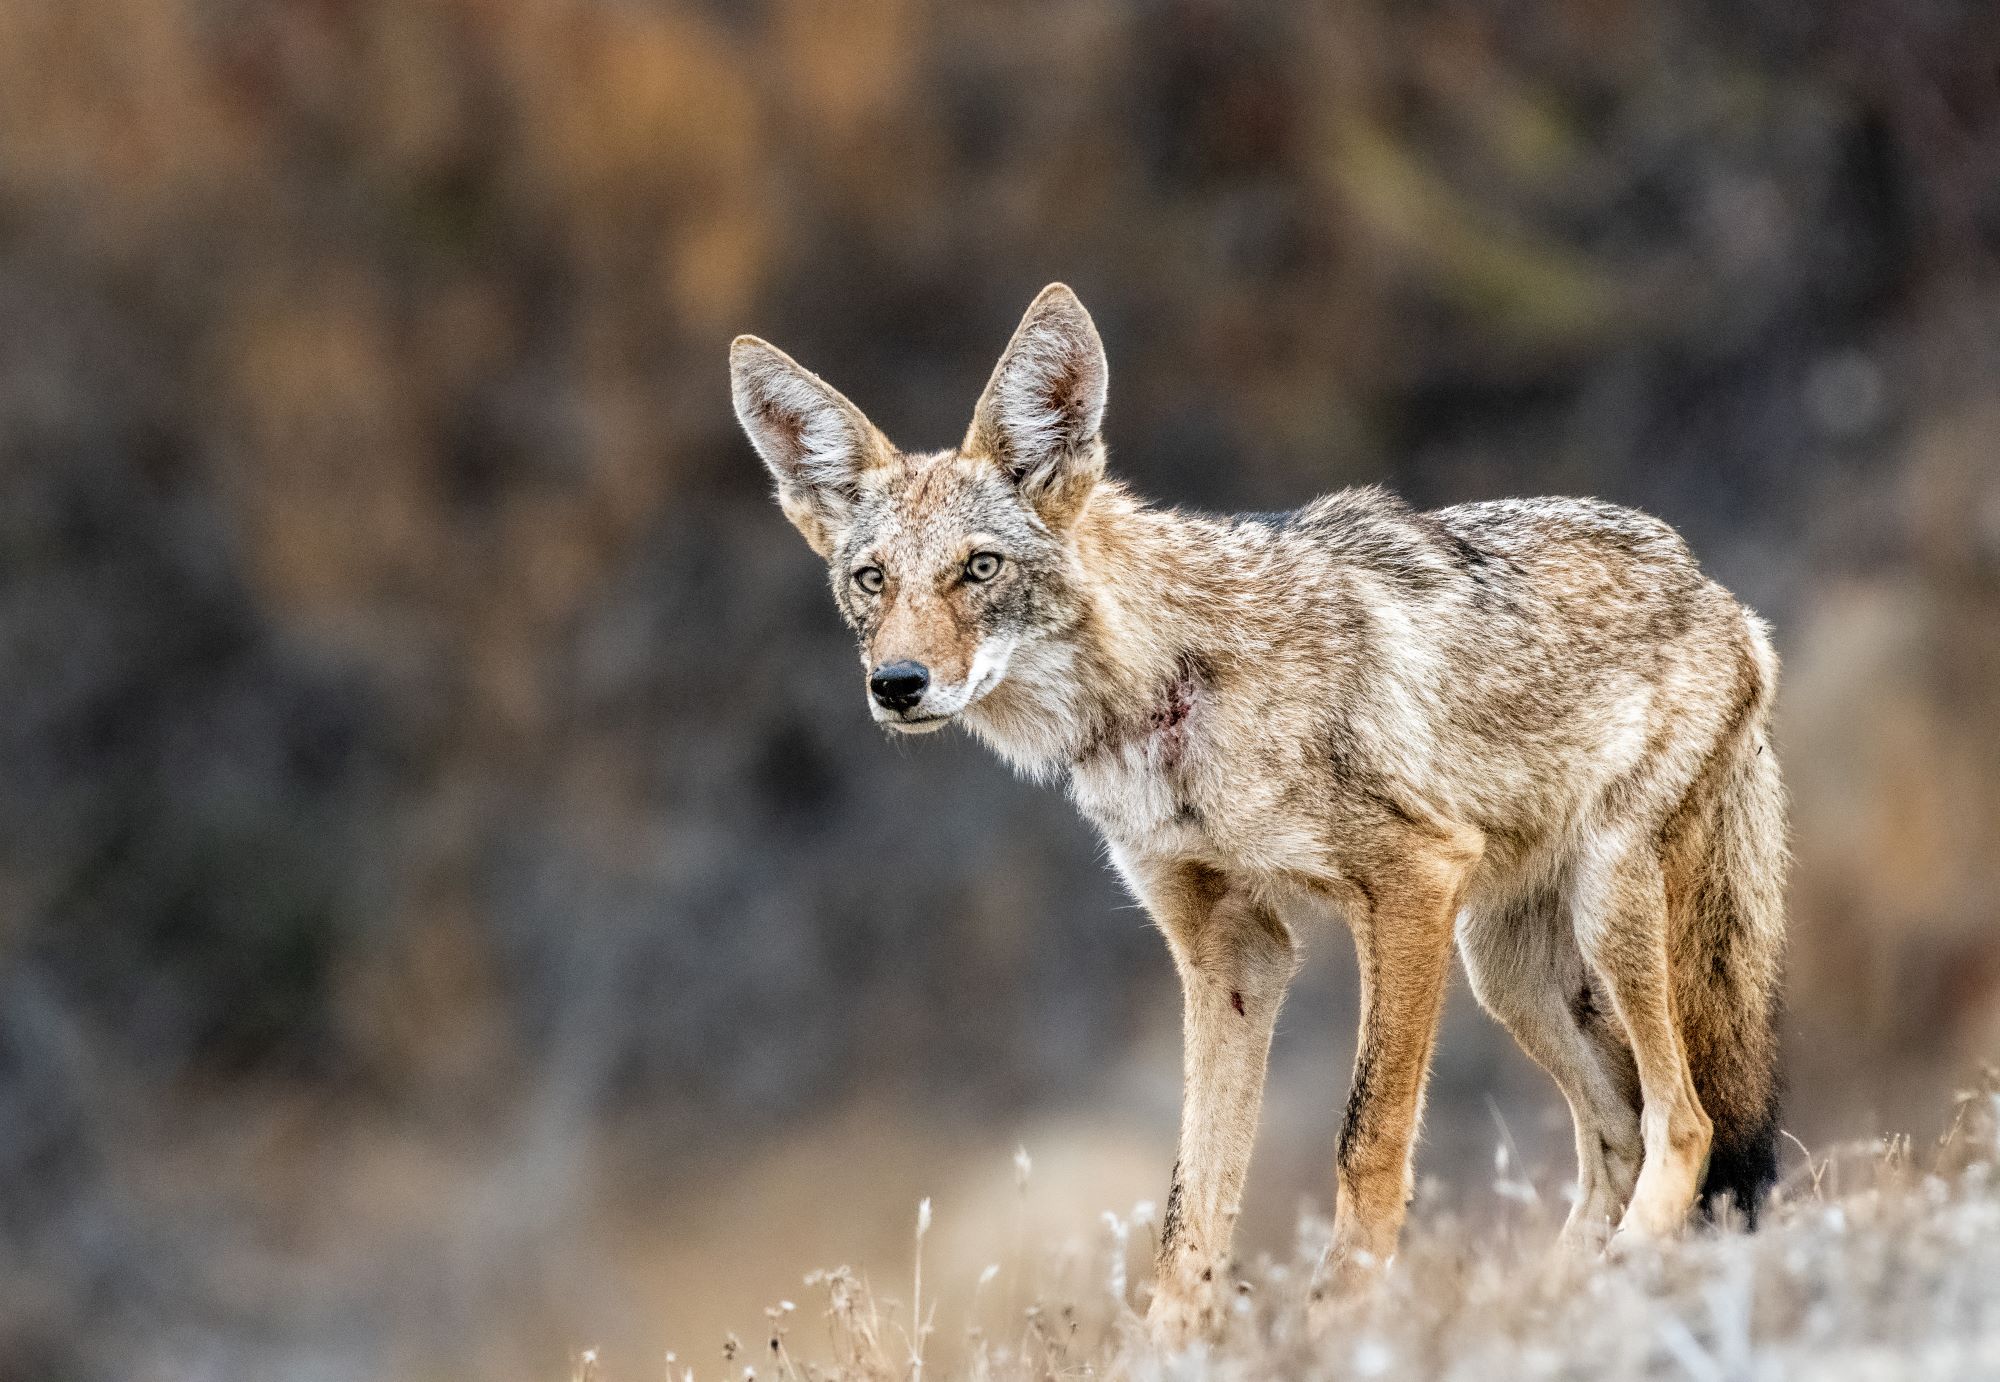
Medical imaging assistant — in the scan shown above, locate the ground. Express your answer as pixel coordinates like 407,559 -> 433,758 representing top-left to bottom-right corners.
623,1077 -> 2000,1382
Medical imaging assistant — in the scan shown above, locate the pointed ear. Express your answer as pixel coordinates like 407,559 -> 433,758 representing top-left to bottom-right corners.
964,284 -> 1108,528
730,335 -> 894,557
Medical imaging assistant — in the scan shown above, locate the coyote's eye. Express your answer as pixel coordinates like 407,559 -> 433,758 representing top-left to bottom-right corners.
964,552 -> 1004,583
852,565 -> 885,594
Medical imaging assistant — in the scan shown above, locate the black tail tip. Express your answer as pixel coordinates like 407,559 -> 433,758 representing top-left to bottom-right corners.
1700,1112 -> 1781,1230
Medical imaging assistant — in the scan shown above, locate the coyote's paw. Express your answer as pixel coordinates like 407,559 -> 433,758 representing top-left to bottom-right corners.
1304,1289 -> 1345,1343
1604,1209 -> 1687,1268
1304,1248 -> 1384,1340
1145,1258 -> 1225,1352
1557,1208 -> 1618,1254
1613,1184 -> 1696,1243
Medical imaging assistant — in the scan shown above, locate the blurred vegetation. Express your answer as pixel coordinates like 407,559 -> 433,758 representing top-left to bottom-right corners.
707,1081 -> 2000,1380
1,0 -> 1998,1376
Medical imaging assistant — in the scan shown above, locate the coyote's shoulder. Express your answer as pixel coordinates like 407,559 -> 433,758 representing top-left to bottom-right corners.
731,284 -> 1787,1348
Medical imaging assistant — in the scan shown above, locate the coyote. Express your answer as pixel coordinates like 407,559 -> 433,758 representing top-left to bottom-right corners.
729,285 -> 1786,1344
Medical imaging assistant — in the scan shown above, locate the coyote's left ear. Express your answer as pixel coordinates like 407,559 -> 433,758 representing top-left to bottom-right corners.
964,284 -> 1108,528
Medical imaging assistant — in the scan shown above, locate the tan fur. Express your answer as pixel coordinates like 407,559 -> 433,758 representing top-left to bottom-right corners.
730,286 -> 1789,1348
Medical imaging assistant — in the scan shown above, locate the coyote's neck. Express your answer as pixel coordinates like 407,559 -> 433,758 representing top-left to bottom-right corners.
965,486 -> 1251,779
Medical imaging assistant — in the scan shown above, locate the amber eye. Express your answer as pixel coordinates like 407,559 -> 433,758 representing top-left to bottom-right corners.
964,552 -> 1004,583
853,565 -> 885,594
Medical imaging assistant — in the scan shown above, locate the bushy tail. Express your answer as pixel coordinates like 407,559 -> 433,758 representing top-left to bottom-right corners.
1664,623 -> 1789,1227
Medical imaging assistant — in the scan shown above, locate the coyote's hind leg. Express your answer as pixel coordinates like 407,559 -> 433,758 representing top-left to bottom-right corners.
1573,844 -> 1712,1240
1458,886 -> 1642,1245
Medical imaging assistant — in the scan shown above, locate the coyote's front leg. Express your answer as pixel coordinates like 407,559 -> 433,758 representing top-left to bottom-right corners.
1133,860 -> 1298,1350
1312,839 -> 1474,1317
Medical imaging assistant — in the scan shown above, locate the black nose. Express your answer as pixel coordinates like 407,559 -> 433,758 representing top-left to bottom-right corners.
869,660 -> 930,711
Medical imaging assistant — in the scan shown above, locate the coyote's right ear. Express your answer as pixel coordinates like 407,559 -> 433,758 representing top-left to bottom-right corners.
731,336 -> 894,557
965,284 -> 1108,529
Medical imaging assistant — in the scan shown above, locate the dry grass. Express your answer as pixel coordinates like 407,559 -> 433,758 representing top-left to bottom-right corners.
636,1074 -> 2000,1382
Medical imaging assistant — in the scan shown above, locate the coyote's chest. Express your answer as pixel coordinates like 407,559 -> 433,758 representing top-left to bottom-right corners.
1067,672 -> 1210,853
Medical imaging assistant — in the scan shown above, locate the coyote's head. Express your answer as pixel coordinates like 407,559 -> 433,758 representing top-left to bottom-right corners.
730,285 -> 1107,735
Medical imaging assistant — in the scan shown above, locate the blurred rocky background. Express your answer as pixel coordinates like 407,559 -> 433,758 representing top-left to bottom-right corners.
2,0 -> 1998,1377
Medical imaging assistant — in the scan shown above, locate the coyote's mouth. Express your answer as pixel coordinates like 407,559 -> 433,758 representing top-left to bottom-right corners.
884,713 -> 951,734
